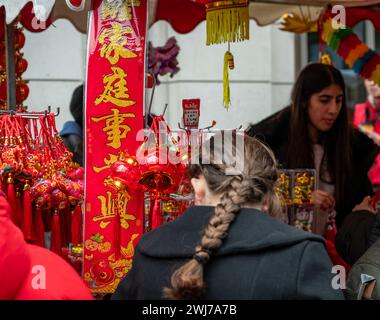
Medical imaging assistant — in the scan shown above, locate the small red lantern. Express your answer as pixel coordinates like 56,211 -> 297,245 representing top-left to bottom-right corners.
14,29 -> 26,49
109,152 -> 141,192
0,78 -> 7,100
16,82 -> 30,104
16,57 -> 28,76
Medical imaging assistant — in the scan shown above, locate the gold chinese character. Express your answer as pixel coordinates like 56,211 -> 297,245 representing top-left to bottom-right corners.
94,190 -> 136,230
95,66 -> 136,107
99,23 -> 137,65
101,0 -> 140,21
93,153 -> 119,173
92,108 -> 135,149
102,1 -> 131,21
94,191 -> 115,222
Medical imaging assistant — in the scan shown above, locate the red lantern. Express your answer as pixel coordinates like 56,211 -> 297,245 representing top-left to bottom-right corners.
0,78 -> 6,100
109,152 -> 141,191
0,51 -> 6,70
14,29 -> 26,49
16,82 -> 29,104
16,57 -> 28,76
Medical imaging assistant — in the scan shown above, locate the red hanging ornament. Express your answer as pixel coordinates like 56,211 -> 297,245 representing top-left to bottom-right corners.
71,205 -> 83,245
6,173 -> 18,226
22,180 -> 34,241
34,205 -> 45,247
16,57 -> 28,76
109,152 -> 141,192
16,82 -> 30,104
14,29 -> 26,49
50,209 -> 62,256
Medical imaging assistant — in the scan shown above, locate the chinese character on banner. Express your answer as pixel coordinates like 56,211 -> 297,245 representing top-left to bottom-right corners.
93,153 -> 120,173
182,99 -> 200,129
84,0 -> 146,294
95,67 -> 136,107
91,108 -> 135,149
99,23 -> 137,64
101,0 -> 141,21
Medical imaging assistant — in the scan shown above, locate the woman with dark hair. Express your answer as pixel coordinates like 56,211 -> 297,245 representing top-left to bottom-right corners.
112,134 -> 343,299
246,63 -> 378,232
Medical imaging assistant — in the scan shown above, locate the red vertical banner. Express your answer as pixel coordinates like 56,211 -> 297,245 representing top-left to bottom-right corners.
84,0 -> 146,294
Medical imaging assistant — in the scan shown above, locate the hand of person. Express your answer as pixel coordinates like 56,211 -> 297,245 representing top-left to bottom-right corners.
312,190 -> 335,211
352,196 -> 376,214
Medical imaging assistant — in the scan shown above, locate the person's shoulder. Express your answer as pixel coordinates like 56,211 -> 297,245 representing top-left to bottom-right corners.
352,128 -> 378,153
15,244 -> 93,300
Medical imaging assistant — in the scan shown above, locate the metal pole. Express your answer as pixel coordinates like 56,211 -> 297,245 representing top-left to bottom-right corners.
5,21 -> 16,110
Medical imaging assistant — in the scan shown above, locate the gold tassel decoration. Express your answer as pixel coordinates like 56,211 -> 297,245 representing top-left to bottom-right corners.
223,50 -> 234,109
206,0 -> 249,46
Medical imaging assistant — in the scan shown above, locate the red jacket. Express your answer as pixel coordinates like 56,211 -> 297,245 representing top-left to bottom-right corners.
0,196 -> 93,300
353,100 -> 380,185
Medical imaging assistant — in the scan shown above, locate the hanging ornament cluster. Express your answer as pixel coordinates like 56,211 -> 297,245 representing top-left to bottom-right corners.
0,15 -> 29,109
0,112 -> 84,258
108,115 -> 190,235
195,0 -> 249,110
321,10 -> 380,86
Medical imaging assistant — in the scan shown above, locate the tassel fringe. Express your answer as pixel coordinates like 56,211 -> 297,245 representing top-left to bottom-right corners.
206,2 -> 249,46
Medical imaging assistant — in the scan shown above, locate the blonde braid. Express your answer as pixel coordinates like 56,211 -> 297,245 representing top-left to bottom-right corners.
163,135 -> 279,299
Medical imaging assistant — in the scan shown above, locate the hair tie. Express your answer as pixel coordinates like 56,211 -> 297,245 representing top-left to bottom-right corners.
193,248 -> 212,265
193,254 -> 208,265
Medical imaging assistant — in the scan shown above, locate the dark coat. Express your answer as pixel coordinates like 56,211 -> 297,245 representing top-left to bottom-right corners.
246,106 -> 379,228
335,211 -> 380,265
112,206 -> 344,300
60,121 -> 83,166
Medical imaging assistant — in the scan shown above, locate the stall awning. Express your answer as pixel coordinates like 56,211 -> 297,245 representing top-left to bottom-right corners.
0,0 -> 91,33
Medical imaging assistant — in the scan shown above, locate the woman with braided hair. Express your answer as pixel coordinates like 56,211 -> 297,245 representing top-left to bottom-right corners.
112,133 -> 343,300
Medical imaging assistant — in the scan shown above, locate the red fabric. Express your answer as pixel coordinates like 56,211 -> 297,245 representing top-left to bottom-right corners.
325,223 -> 351,275
346,8 -> 380,31
353,101 -> 380,185
0,196 -> 93,300
155,0 -> 205,34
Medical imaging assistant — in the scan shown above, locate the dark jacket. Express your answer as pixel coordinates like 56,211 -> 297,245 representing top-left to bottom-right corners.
60,121 -> 83,166
112,206 -> 344,300
246,106 -> 379,228
335,211 -> 380,265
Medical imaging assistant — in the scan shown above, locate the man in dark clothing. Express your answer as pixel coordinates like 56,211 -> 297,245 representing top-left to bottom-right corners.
335,196 -> 380,265
60,85 -> 84,166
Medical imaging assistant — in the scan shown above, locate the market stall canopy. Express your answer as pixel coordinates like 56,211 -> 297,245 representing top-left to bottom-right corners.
149,0 -> 380,33
1,0 -> 380,35
0,0 -> 92,33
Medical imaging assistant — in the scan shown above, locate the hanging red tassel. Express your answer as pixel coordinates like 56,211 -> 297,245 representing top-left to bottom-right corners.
7,173 -> 18,225
71,205 -> 83,245
113,193 -> 121,260
34,205 -> 45,247
22,181 -> 34,241
15,189 -> 23,228
60,207 -> 67,247
50,209 -> 62,256
151,197 -> 163,230
64,206 -> 72,245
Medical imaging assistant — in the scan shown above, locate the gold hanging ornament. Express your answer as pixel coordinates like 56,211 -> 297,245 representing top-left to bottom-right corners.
223,49 -> 234,110
280,13 -> 318,34
200,0 -> 249,110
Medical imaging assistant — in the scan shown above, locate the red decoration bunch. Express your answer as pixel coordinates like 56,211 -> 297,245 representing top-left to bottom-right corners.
109,115 -> 190,234
0,113 -> 84,257
0,14 -> 29,109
